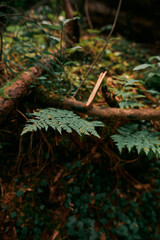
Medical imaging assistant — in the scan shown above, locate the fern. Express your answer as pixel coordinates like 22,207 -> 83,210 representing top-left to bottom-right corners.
119,101 -> 144,109
21,108 -> 104,138
113,76 -> 145,109
111,123 -> 160,158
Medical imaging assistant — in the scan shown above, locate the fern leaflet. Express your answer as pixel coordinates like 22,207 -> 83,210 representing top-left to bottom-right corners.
113,76 -> 145,109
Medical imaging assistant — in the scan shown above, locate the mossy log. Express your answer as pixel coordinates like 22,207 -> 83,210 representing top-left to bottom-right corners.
0,66 -> 43,125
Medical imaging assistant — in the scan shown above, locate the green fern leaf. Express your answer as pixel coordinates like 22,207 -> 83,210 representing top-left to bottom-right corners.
111,135 -> 125,153
111,124 -> 160,158
21,108 -> 104,138
119,101 -> 144,109
111,123 -> 160,159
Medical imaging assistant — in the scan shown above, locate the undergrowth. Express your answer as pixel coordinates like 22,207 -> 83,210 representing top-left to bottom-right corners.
1,127 -> 160,240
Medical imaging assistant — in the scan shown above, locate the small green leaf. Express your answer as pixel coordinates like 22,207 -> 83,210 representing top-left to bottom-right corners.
16,189 -> 24,197
116,225 -> 129,237
64,60 -> 79,66
10,211 -> 17,219
49,36 -> 60,42
37,187 -> 43,193
149,56 -> 160,62
133,64 -> 152,71
87,29 -> 101,34
41,21 -> 61,31
62,17 -> 80,26
39,205 -> 45,210
3,205 -> 8,211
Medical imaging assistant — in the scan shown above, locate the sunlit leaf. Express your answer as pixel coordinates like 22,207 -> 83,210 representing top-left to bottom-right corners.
49,36 -> 60,42
149,56 -> 160,62
133,64 -> 152,71
62,17 -> 80,26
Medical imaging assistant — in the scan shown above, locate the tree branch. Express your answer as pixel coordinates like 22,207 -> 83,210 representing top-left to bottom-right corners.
0,64 -> 160,126
0,66 -> 43,125
62,98 -> 160,121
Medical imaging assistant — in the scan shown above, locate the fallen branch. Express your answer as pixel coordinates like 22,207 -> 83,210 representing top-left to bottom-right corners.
36,89 -> 160,121
1,67 -> 160,126
0,66 -> 42,125
1,56 -> 160,126
62,98 -> 160,121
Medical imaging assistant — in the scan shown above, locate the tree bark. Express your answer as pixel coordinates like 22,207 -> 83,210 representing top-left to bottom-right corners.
37,90 -> 160,121
63,98 -> 160,121
62,0 -> 80,47
0,66 -> 43,125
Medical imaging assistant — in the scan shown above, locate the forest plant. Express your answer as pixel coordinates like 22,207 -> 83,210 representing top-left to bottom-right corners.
10,179 -> 54,240
111,123 -> 160,159
112,76 -> 145,109
133,56 -> 160,89
21,108 -> 104,138
3,10 -> 81,89
63,157 -> 160,240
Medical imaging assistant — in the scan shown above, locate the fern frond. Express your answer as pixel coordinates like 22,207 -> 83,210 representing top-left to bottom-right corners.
21,108 -> 104,138
119,101 -> 144,109
113,76 -> 146,109
111,123 -> 160,158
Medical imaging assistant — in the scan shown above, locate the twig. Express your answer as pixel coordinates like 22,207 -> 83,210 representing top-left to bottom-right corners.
0,32 -> 3,61
0,13 -> 23,17
0,178 -> 4,197
73,0 -> 123,98
0,5 -> 20,11
16,109 -> 29,121
85,71 -> 107,107
85,0 -> 93,29
40,130 -> 55,160
139,84 -> 157,104
51,229 -> 59,240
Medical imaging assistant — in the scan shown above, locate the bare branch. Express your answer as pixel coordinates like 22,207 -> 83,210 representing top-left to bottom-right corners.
0,13 -> 23,17
63,98 -> 160,121
84,0 -> 93,29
